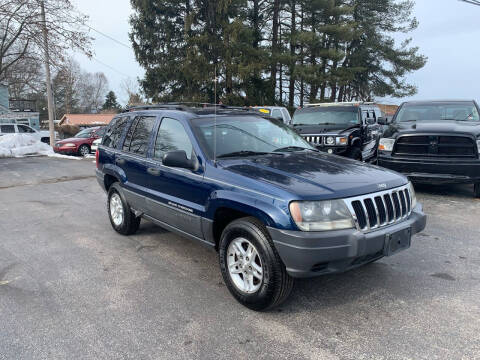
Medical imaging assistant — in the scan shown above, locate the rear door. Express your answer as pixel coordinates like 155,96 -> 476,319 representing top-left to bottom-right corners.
116,115 -> 157,212
144,117 -> 208,239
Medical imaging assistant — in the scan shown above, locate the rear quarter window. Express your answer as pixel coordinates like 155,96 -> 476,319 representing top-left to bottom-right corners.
0,125 -> 15,133
103,117 -> 128,148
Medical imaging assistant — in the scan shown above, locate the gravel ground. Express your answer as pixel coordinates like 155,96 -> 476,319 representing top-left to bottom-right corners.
0,156 -> 479,360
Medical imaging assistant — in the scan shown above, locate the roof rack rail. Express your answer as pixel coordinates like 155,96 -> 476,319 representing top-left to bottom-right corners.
304,101 -> 376,107
123,103 -> 254,113
123,104 -> 191,112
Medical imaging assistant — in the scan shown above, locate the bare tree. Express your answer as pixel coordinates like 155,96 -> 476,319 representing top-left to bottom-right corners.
78,71 -> 108,113
120,77 -> 144,106
0,0 -> 92,82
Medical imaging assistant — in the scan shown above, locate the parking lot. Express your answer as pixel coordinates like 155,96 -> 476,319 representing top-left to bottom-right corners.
1,156 -> 479,360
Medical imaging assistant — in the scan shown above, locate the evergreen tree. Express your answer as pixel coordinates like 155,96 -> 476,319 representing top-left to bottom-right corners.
102,91 -> 121,111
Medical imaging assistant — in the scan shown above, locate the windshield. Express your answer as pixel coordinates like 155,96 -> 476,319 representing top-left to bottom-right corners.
396,103 -> 480,122
75,129 -> 95,138
191,115 -> 314,158
292,107 -> 360,126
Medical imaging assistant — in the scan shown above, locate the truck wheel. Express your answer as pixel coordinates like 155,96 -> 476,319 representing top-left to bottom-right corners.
346,147 -> 362,161
78,144 -> 90,157
219,217 -> 294,311
107,183 -> 140,235
474,183 -> 480,198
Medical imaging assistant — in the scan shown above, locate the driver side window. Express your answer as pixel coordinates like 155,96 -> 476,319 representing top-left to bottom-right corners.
154,118 -> 193,161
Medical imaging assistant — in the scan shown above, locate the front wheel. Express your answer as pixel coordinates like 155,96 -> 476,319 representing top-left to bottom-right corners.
346,147 -> 362,161
219,217 -> 294,311
474,183 -> 480,198
78,144 -> 90,157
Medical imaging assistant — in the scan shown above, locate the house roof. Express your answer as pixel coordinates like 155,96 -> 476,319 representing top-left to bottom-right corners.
59,113 -> 115,126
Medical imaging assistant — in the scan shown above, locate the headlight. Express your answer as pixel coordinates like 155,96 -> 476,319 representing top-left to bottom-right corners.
477,140 -> 480,154
336,136 -> 347,145
408,182 -> 417,209
63,143 -> 76,147
379,138 -> 395,152
325,136 -> 335,145
289,200 -> 355,231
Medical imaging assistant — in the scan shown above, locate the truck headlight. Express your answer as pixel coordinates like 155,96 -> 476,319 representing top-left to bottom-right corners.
336,136 -> 347,145
408,182 -> 417,209
289,200 -> 355,231
379,138 -> 395,152
325,136 -> 335,145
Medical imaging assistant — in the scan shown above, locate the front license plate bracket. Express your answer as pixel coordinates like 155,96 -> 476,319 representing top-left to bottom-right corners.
384,227 -> 412,256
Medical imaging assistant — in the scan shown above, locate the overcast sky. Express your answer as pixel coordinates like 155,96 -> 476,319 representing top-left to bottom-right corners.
71,0 -> 480,106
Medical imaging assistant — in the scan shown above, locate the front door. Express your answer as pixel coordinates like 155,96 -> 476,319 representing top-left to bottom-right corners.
144,117 -> 208,239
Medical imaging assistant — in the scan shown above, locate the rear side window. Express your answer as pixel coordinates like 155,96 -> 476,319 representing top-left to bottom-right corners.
103,117 -> 128,148
18,125 -> 35,133
127,116 -> 156,156
0,125 -> 15,133
154,118 -> 193,160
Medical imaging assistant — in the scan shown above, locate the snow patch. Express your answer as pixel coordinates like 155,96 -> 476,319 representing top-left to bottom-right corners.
0,134 -> 80,160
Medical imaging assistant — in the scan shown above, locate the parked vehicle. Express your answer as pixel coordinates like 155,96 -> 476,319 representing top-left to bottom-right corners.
91,137 -> 102,153
291,102 -> 383,161
0,123 -> 57,144
378,100 -> 480,198
95,105 -> 426,310
54,126 -> 106,156
252,106 -> 291,124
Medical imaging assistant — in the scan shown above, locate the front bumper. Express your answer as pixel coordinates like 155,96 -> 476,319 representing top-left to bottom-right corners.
268,205 -> 426,278
316,145 -> 347,155
379,154 -> 480,184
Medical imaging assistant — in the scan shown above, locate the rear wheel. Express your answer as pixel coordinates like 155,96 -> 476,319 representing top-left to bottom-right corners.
78,144 -> 90,157
107,183 -> 140,235
474,183 -> 480,198
219,217 -> 294,311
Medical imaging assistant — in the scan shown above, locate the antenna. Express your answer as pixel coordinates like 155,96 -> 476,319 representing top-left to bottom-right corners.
213,65 -> 217,166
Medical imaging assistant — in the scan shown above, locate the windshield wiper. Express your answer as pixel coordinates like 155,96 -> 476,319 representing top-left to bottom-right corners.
274,146 -> 317,153
217,150 -> 274,158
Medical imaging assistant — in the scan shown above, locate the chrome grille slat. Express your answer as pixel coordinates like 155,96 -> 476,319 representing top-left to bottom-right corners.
344,184 -> 412,233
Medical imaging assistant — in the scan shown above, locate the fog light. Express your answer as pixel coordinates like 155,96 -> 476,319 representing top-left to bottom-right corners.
327,149 -> 333,154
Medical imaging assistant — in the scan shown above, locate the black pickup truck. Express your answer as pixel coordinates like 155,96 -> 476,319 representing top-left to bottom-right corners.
378,100 -> 480,197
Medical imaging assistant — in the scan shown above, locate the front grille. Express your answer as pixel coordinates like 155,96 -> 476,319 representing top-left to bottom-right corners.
344,184 -> 412,232
303,135 -> 323,145
393,135 -> 476,158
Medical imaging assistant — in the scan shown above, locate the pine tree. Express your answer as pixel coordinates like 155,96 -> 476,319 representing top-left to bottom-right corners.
102,91 -> 121,111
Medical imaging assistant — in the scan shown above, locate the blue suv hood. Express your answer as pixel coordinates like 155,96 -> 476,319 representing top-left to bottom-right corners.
221,152 -> 407,200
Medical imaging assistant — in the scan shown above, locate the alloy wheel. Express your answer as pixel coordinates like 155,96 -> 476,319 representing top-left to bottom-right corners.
227,237 -> 263,294
109,193 -> 124,226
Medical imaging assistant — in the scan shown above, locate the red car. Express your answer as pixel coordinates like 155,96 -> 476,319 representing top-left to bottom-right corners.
54,126 -> 106,156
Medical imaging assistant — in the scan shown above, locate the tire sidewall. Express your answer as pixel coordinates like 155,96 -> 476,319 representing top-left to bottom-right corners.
107,184 -> 130,234
219,220 -> 279,310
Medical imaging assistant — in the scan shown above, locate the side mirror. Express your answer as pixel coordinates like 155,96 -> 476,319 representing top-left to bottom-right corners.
377,117 -> 388,125
365,117 -> 375,125
163,150 -> 196,170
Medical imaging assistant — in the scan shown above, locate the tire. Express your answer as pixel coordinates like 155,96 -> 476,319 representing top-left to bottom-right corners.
346,147 -> 362,161
107,183 -> 141,235
474,183 -> 480,198
219,217 -> 294,311
78,144 -> 90,157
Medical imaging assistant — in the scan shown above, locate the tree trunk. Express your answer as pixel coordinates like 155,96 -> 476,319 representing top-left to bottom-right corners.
270,0 -> 280,103
288,0 -> 296,108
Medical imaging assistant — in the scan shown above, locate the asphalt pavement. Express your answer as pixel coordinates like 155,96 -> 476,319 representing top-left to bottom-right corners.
0,156 -> 479,360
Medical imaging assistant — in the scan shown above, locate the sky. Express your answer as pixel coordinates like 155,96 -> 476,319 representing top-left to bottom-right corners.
71,0 -> 480,106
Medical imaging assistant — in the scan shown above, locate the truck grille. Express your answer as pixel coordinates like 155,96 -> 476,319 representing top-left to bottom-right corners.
393,135 -> 476,158
303,135 -> 323,145
344,184 -> 412,232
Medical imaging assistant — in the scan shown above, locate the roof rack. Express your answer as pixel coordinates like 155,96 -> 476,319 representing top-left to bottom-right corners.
123,103 -> 254,114
304,101 -> 376,107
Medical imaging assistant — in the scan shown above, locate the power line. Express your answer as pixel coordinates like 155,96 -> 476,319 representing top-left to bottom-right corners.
84,23 -> 132,49
89,56 -> 131,77
459,0 -> 480,6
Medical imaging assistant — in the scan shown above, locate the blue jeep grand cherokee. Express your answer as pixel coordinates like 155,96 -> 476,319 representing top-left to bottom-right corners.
96,105 -> 426,310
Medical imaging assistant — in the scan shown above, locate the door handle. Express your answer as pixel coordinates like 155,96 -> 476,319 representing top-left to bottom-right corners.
116,158 -> 126,166
147,167 -> 161,176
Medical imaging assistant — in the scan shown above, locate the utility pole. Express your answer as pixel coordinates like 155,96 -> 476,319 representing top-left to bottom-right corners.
40,1 -> 56,145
